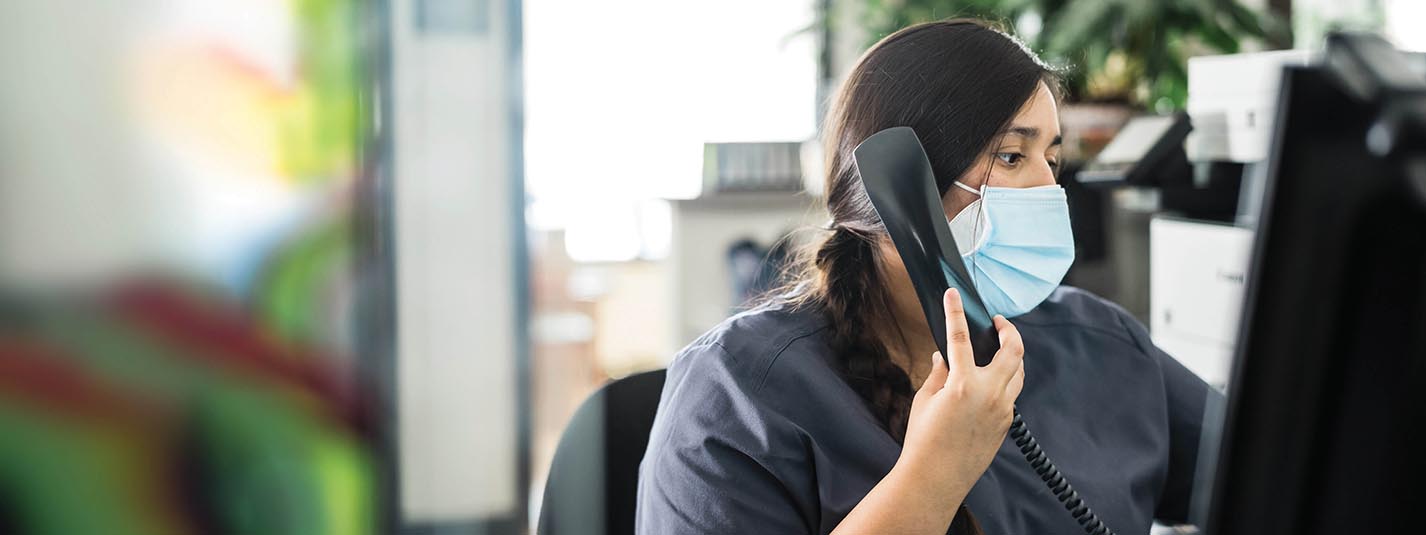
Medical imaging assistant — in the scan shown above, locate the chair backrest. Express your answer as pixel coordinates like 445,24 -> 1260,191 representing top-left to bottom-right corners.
538,368 -> 666,535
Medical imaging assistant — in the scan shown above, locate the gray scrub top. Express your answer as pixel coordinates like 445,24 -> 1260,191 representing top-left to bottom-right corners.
636,286 -> 1215,534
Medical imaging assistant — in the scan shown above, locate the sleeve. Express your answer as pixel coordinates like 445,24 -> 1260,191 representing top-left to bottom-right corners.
637,434 -> 811,534
1115,308 -> 1222,524
1151,342 -> 1219,523
636,345 -> 813,535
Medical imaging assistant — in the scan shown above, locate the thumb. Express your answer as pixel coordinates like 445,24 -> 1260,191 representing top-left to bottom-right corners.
919,351 -> 949,395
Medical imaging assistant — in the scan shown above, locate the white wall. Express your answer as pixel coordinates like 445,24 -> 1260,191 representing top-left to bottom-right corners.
392,0 -> 522,523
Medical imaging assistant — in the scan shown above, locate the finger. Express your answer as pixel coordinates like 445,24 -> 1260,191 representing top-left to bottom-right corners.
987,315 -> 1025,386
943,288 -> 975,375
918,351 -> 949,397
1003,360 -> 1025,402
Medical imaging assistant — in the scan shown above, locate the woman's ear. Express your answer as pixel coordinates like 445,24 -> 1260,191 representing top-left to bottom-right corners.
942,184 -> 978,221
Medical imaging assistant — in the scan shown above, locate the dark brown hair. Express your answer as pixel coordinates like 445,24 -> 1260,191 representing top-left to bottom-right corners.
774,18 -> 1057,444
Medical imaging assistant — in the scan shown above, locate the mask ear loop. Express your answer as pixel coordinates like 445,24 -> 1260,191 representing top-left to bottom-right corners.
950,180 -> 987,288
951,179 -> 989,260
954,153 -> 997,290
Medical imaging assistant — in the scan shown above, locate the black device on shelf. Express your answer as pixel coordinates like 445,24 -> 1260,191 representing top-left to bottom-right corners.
1198,32 -> 1426,534
1077,112 -> 1193,188
1077,111 -> 1244,222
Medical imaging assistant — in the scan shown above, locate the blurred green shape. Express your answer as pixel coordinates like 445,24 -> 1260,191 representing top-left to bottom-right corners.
254,213 -> 353,350
1,292 -> 375,535
189,384 -> 374,535
849,0 -> 1289,111
279,0 -> 366,183
0,403 -> 174,535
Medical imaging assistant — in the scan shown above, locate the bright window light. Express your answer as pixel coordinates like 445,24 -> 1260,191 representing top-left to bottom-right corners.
524,0 -> 817,253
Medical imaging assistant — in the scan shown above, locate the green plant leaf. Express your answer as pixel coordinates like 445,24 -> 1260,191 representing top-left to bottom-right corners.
1044,0 -> 1120,54
848,0 -> 1278,110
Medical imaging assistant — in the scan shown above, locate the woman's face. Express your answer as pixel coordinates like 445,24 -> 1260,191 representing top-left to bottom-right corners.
941,81 -> 1062,219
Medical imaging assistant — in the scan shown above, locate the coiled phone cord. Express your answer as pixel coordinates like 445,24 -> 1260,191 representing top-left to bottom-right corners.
1009,409 -> 1117,535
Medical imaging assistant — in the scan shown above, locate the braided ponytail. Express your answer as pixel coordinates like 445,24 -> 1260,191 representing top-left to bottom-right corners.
773,198 -> 984,535
811,227 -> 914,442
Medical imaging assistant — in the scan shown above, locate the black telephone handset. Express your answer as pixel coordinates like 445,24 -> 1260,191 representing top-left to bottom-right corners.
854,127 -> 1117,535
850,126 -> 999,364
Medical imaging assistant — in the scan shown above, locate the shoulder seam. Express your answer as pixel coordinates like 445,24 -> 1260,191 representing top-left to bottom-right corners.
1109,306 -> 1154,356
753,324 -> 832,392
646,341 -> 737,460
1013,289 -> 1145,352
1014,319 -> 1140,352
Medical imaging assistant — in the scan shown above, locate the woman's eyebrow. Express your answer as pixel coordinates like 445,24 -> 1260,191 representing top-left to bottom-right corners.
1005,126 -> 1063,146
1007,126 -> 1040,139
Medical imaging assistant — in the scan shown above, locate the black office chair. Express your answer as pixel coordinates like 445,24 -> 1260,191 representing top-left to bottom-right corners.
538,369 -> 666,535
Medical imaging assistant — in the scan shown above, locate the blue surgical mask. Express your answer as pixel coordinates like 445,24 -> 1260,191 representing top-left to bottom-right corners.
945,181 -> 1076,318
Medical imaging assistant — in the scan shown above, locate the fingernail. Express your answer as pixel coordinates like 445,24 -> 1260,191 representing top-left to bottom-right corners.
932,351 -> 941,364
948,287 -> 959,298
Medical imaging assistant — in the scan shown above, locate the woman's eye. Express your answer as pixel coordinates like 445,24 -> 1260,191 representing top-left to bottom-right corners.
995,152 -> 1024,166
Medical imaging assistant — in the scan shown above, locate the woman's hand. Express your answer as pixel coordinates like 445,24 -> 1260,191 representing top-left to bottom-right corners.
832,288 -> 1026,534
900,287 -> 1026,497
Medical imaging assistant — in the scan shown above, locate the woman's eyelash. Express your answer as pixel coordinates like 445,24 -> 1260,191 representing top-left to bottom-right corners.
995,152 -> 1062,171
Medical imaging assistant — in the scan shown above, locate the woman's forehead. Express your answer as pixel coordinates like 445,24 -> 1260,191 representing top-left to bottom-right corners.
1007,82 -> 1060,138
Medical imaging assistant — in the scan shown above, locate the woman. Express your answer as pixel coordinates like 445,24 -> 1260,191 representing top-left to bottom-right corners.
637,19 -> 1213,535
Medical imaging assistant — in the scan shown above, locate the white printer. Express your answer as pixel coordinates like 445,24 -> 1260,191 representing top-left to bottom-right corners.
1184,49 -> 1316,164
1149,50 -> 1315,388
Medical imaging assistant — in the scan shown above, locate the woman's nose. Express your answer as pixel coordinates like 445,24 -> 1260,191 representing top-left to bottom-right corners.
1031,157 -> 1058,186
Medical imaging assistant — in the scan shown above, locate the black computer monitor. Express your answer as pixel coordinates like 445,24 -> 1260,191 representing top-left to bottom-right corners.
1199,33 -> 1426,534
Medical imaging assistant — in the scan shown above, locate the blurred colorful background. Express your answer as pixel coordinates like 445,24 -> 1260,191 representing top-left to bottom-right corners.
1,0 -> 380,533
